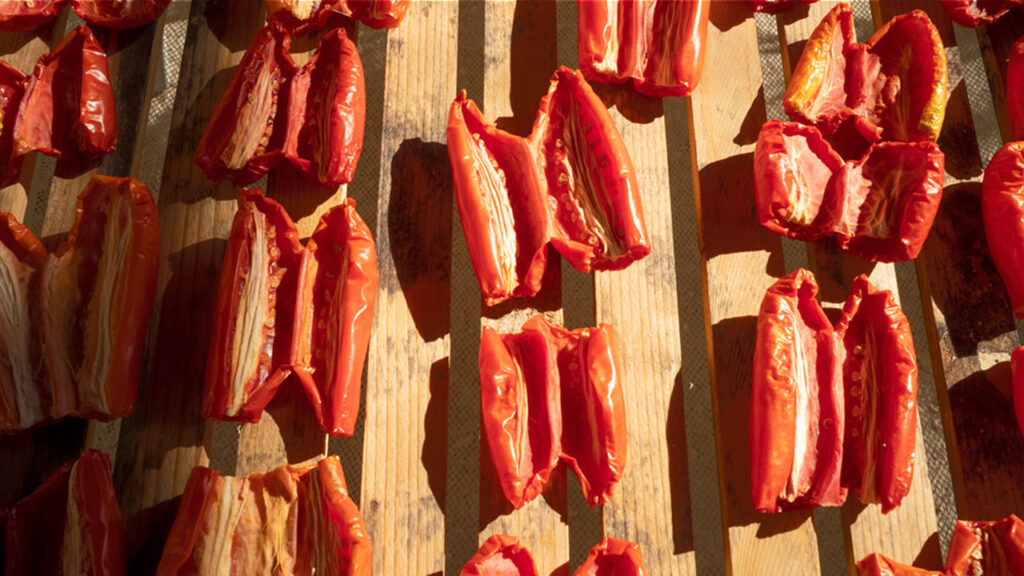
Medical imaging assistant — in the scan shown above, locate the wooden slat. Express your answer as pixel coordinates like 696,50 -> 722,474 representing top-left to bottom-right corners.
776,3 -> 940,571
112,1 -> 266,572
910,2 -> 1024,522
359,2 -> 456,574
690,2 -> 821,574
473,2 -> 570,574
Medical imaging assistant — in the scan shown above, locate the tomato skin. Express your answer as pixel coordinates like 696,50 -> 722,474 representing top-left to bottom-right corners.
343,0 -> 409,29
749,0 -> 819,13
195,24 -> 297,187
13,25 -> 117,166
70,0 -> 171,30
461,535 -> 540,576
0,62 -> 28,188
856,553 -> 942,575
266,0 -> 340,33
5,450 -> 126,576
941,0 -> 1020,27
572,538 -> 646,576
944,515 -> 1024,575
577,0 -> 710,98
0,0 -> 67,32
983,142 -> 1024,319
284,28 -> 366,188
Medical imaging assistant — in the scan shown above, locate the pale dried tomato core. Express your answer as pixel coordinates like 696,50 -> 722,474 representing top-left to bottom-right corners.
847,333 -> 880,503
0,242 -> 39,428
274,0 -> 321,20
469,131 -> 519,294
784,301 -> 822,501
62,460 -> 92,575
776,133 -> 832,227
221,56 -> 282,171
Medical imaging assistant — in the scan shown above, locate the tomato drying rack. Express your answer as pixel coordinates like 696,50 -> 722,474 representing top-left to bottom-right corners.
1,1 -> 1020,574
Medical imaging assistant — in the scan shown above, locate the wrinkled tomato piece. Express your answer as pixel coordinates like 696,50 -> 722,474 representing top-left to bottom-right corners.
750,269 -> 844,513
833,141 -> 944,262
156,456 -> 371,576
837,275 -> 918,514
945,515 -> 1024,576
750,0 -> 819,13
203,190 -> 302,423
0,61 -> 28,188
0,212 -> 47,432
13,25 -> 117,166
195,24 -> 296,186
577,0 -> 710,98
291,199 -> 377,437
941,0 -> 1021,27
285,28 -> 366,188
983,142 -> 1024,318
573,538 -> 646,576
1008,37 -> 1024,142
785,5 -> 947,144
70,0 -> 171,30
447,92 -> 550,305
5,450 -> 126,576
479,324 -> 562,509
0,0 -> 67,31
536,67 -> 650,272
337,0 -> 409,29
857,553 -> 942,575
41,176 -> 159,422
754,120 -> 845,242
266,0 -> 340,34
461,535 -> 539,576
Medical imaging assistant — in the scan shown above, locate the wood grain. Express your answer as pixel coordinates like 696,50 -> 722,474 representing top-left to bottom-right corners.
690,2 -> 821,575
776,3 -> 940,571
359,2 -> 457,574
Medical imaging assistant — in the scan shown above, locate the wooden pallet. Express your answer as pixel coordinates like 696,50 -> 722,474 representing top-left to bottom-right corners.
2,0 -> 1024,574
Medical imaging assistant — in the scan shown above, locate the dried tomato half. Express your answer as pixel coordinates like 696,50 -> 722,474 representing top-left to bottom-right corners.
577,0 -> 710,98
0,212 -> 48,432
336,0 -> 409,29
461,535 -> 539,576
479,324 -> 562,509
0,0 -> 67,31
291,199 -> 378,437
983,142 -> 1024,319
0,61 -> 28,188
573,538 -> 646,576
70,0 -> 171,30
754,120 -> 944,262
1014,347 -> 1024,440
535,67 -> 650,273
41,175 -> 159,422
941,0 -> 1021,27
945,515 -> 1024,575
1008,37 -> 1024,142
749,0 -> 819,13
156,456 -> 370,575
785,4 -> 947,144
447,92 -> 550,305
13,25 -> 117,165
284,28 -> 366,188
750,269 -> 844,513
195,24 -> 297,186
857,553 -> 942,576
5,450 -> 125,576
203,189 -> 303,423
266,0 -> 340,34
837,275 -> 918,513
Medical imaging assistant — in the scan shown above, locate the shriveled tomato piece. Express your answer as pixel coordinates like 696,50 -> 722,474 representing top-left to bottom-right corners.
339,0 -> 409,29
156,456 -> 370,576
461,535 -> 539,576
203,190 -> 303,423
0,0 -> 67,31
266,0 -> 339,33
41,176 -> 159,422
750,0 -> 819,13
573,538 -> 646,576
5,450 -> 126,576
754,120 -> 845,242
285,28 -> 365,188
0,61 -> 28,188
291,199 -> 377,437
857,553 -> 943,576
195,24 -> 297,186
785,5 -> 947,144
0,212 -> 47,432
941,0 -> 1021,27
479,325 -> 562,509
945,515 -> 1024,576
984,142 -> 1024,318
536,67 -> 650,273
70,0 -> 171,30
750,269 -> 844,513
447,92 -> 550,305
13,25 -> 117,166
833,141 -> 944,263
837,275 -> 917,514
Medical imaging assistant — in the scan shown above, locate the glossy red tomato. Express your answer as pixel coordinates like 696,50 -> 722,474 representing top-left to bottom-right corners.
0,0 -> 67,31
70,0 -> 171,29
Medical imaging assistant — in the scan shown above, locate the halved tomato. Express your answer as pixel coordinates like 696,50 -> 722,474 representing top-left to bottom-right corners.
70,0 -> 171,30
0,61 -> 28,188
462,535 -> 539,576
0,0 -> 67,32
